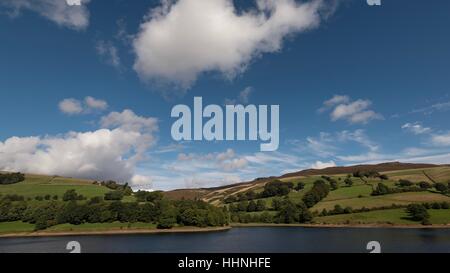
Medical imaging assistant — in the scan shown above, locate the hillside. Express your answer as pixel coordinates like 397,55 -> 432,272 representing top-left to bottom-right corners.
164,162 -> 447,203
164,163 -> 450,226
1,162 -> 450,228
0,174 -> 136,201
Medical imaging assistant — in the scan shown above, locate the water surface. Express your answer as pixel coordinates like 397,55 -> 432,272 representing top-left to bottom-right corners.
0,227 -> 449,253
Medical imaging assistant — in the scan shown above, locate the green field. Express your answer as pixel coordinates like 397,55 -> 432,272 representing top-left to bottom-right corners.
0,174 -> 135,201
315,209 -> 450,225
0,221 -> 158,235
312,191 -> 450,212
45,222 -> 157,232
221,166 -> 450,226
0,221 -> 35,234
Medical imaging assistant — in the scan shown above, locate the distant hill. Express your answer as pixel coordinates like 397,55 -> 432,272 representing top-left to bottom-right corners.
164,162 -> 448,203
280,162 -> 440,179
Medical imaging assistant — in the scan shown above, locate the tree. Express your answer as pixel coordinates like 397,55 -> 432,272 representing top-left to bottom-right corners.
259,212 -> 273,223
418,181 -> 431,189
62,190 -> 85,201
329,180 -> 339,191
295,182 -> 305,191
157,209 -> 177,229
247,200 -> 257,212
399,179 -> 414,187
406,204 -> 430,223
135,191 -> 163,203
238,201 -> 248,212
379,174 -> 389,180
261,180 -> 291,198
302,180 -> 330,208
372,183 -> 390,196
104,191 -> 124,201
435,183 -> 448,193
0,172 -> 25,185
256,200 -> 266,211
344,178 -> 353,187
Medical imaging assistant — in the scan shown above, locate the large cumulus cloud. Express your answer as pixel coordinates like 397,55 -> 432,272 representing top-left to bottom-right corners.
133,0 -> 332,90
0,110 -> 158,187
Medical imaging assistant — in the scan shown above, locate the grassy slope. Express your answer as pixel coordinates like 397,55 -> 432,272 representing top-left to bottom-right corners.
314,209 -> 450,225
0,174 -> 136,201
1,166 -> 449,229
221,166 -> 450,225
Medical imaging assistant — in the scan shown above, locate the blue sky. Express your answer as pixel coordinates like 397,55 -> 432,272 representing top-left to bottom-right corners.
1,0 -> 450,190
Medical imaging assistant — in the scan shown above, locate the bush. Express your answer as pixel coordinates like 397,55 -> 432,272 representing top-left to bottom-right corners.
62,190 -> 85,201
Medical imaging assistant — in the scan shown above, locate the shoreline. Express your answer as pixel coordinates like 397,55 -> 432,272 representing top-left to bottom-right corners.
231,223 -> 450,229
1,223 -> 450,239
0,226 -> 232,239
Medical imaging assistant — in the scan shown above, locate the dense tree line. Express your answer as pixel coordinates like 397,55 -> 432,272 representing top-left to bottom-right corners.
0,173 -> 25,185
231,199 -> 313,224
228,200 -> 266,213
0,190 -> 229,230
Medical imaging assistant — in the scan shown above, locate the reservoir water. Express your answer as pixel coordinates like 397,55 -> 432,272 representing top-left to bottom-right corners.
0,227 -> 449,253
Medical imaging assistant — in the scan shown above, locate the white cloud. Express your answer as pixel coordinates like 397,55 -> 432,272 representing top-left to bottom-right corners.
1,0 -> 91,30
318,94 -> 349,112
402,122 -> 431,135
59,97 -> 108,115
311,160 -> 336,169
96,40 -> 121,70
320,95 -> 383,124
431,132 -> 450,147
133,0 -> 331,90
101,109 -> 158,133
85,96 -> 108,110
59,98 -> 83,115
0,110 -> 158,188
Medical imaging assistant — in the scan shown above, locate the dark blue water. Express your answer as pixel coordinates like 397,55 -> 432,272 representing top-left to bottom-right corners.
0,227 -> 449,253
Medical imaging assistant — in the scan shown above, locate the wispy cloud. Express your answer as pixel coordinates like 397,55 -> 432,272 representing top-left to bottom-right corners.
0,0 -> 91,30
402,122 -> 432,135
